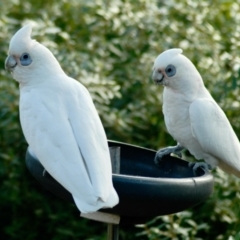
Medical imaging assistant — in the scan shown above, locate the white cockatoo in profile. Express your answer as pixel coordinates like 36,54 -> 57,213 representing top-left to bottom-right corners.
152,48 -> 240,177
5,24 -> 119,213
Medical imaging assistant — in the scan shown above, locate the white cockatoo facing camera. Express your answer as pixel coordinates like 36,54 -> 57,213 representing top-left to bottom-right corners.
5,24 -> 119,213
152,48 -> 240,177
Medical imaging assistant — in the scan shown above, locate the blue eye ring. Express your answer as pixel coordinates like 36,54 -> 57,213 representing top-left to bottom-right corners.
165,64 -> 176,77
20,53 -> 32,66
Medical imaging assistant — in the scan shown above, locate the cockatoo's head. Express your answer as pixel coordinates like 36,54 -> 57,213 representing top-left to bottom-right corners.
152,48 -> 203,91
5,24 -> 63,84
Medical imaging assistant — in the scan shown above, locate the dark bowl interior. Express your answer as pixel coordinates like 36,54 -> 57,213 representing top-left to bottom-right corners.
25,140 -> 214,224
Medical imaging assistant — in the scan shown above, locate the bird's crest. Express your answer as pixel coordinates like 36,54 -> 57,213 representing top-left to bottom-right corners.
9,24 -> 34,54
168,48 -> 183,55
154,48 -> 183,68
160,48 -> 183,59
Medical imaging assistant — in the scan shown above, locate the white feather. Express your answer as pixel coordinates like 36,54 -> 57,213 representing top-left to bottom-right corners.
189,99 -> 240,177
6,24 -> 119,213
153,48 -> 240,177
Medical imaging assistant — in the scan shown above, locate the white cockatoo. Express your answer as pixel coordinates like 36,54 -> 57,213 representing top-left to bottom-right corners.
152,48 -> 240,177
5,24 -> 119,213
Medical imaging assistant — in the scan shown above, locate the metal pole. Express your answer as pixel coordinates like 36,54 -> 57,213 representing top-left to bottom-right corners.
108,147 -> 121,240
107,223 -> 119,240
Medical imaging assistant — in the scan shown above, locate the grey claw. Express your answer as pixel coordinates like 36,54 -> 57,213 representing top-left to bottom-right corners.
189,162 -> 212,176
154,144 -> 184,165
154,156 -> 159,165
154,150 -> 165,164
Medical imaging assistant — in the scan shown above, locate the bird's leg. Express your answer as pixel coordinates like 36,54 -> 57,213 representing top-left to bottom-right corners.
188,162 -> 212,176
154,143 -> 184,165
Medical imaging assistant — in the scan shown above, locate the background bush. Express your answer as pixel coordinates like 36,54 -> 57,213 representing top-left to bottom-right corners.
0,0 -> 240,239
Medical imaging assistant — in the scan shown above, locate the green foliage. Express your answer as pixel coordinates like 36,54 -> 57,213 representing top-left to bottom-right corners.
1,0 -> 240,239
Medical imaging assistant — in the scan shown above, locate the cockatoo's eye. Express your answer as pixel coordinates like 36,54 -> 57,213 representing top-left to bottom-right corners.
20,53 -> 32,66
165,65 -> 176,77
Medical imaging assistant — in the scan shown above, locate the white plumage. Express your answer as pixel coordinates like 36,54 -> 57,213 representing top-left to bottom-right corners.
152,48 -> 240,177
5,24 -> 119,213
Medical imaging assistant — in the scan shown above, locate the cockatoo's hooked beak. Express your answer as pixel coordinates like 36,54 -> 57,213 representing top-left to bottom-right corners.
5,55 -> 17,72
152,69 -> 164,85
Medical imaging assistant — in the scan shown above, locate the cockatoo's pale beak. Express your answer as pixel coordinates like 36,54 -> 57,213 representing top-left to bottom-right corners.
152,69 -> 164,85
5,55 -> 17,72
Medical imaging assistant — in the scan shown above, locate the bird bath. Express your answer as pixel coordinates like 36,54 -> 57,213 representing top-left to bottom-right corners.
25,140 -> 214,225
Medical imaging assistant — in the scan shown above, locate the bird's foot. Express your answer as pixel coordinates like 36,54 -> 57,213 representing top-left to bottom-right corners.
154,144 -> 184,165
188,162 -> 212,176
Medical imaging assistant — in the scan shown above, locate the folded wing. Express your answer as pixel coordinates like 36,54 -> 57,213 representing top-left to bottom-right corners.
189,98 -> 240,176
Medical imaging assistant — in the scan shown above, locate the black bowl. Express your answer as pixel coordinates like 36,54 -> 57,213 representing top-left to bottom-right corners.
25,140 -> 214,224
